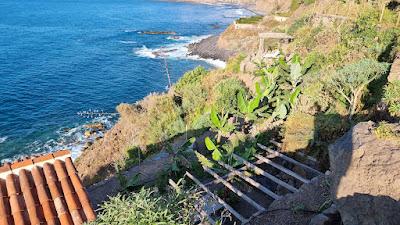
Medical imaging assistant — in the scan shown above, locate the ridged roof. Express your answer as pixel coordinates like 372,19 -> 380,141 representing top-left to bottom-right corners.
0,150 -> 96,225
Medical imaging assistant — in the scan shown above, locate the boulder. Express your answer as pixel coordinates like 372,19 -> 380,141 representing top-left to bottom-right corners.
329,121 -> 400,225
309,214 -> 330,225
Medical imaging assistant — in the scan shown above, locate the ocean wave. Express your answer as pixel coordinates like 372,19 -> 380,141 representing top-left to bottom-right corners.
134,35 -> 225,68
187,55 -> 226,68
135,35 -> 209,58
54,116 -> 114,160
118,40 -> 137,44
0,136 -> 7,144
124,29 -> 138,33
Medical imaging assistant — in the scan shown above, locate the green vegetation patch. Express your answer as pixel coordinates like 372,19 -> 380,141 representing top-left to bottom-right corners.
87,186 -> 201,225
375,122 -> 400,139
212,78 -> 248,113
384,81 -> 400,117
287,16 -> 311,35
174,66 -> 208,94
236,15 -> 263,24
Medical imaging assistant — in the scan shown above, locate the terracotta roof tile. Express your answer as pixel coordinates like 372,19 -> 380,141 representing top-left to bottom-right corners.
0,150 -> 96,225
0,163 -> 11,175
32,154 -> 54,164
10,159 -> 33,170
65,158 -> 96,222
0,179 -> 13,225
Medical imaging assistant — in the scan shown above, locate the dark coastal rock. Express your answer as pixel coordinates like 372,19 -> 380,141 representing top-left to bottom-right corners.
329,121 -> 400,225
188,35 -> 236,62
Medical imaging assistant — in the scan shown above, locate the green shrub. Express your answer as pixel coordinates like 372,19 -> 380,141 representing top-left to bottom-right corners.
384,81 -> 400,117
236,16 -> 263,24
213,78 -> 248,113
326,59 -> 389,119
87,186 -> 201,225
340,11 -> 400,62
188,111 -> 211,130
180,82 -> 208,115
141,95 -> 185,147
174,66 -> 208,94
282,112 -> 315,152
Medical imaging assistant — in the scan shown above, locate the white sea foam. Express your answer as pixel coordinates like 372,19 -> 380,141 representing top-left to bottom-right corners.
118,40 -> 137,44
134,35 -> 226,68
6,116 -> 115,162
124,29 -> 137,33
0,136 -> 7,144
187,55 -> 226,68
52,116 -> 113,160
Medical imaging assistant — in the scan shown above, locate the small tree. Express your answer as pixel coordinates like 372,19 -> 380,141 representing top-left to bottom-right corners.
327,59 -> 389,119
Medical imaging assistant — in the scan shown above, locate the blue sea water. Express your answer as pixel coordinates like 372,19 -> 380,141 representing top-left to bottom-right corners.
0,0 -> 252,161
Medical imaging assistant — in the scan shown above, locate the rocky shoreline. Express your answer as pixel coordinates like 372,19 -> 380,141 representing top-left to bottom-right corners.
188,35 -> 236,62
